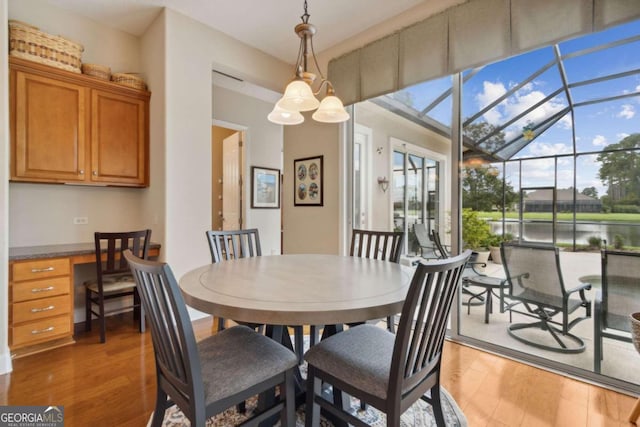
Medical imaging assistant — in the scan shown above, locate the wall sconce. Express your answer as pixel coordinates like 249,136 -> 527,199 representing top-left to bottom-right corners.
377,176 -> 389,192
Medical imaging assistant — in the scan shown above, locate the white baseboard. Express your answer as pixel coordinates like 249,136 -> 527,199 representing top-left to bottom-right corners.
0,347 -> 13,374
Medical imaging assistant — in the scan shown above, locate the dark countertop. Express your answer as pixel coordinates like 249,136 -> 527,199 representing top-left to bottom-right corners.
9,242 -> 162,261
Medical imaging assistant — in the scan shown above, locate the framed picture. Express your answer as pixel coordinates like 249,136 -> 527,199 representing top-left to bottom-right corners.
294,155 -> 323,206
251,166 -> 280,209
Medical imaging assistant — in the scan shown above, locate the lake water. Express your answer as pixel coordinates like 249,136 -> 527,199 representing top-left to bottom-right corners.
489,221 -> 640,247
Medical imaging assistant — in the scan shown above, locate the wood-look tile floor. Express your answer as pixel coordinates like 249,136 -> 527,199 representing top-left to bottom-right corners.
0,315 -> 636,426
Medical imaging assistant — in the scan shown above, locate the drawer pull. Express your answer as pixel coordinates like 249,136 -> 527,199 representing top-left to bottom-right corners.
31,326 -> 55,335
31,305 -> 55,313
31,267 -> 55,273
31,286 -> 55,293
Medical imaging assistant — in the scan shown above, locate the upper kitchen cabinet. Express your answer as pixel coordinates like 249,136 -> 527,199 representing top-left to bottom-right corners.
9,57 -> 150,187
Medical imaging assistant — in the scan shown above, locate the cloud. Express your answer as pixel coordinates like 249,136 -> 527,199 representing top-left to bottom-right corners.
528,142 -> 572,157
617,133 -> 630,140
474,79 -> 569,130
618,104 -> 635,119
592,135 -> 608,146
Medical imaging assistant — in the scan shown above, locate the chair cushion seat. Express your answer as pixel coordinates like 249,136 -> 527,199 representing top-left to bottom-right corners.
304,324 -> 394,399
85,275 -> 136,294
199,325 -> 298,404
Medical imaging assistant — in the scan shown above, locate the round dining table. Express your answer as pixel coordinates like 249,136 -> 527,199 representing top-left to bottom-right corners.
179,253 -> 414,326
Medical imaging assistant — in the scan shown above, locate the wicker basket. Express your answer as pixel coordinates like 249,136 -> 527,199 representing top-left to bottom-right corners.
81,63 -> 111,81
9,20 -> 84,73
111,73 -> 146,90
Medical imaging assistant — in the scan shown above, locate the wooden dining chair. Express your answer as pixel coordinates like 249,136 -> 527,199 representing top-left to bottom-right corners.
304,250 -> 472,427
206,229 -> 263,332
349,228 -> 404,332
206,229 -> 306,364
123,250 -> 297,427
84,229 -> 150,343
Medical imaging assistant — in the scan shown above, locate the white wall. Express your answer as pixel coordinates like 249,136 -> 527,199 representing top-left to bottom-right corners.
8,0 -> 151,247
157,8 -> 290,278
0,0 -> 12,375
212,84 -> 283,256
355,101 -> 451,233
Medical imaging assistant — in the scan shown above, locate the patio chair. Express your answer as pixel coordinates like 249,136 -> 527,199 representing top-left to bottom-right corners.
123,250 -> 297,427
594,249 -> 640,373
501,243 -> 591,353
304,250 -> 472,427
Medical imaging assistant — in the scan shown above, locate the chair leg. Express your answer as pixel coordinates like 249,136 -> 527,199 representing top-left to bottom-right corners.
430,385 -> 446,427
150,387 -> 169,427
85,291 -> 92,332
281,370 -> 295,427
387,315 -> 395,333
217,317 -> 226,332
628,397 -> 640,424
99,298 -> 106,344
305,367 -> 321,427
310,325 -> 320,346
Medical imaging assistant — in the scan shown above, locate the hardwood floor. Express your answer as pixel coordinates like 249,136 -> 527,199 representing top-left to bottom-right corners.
0,314 -> 636,426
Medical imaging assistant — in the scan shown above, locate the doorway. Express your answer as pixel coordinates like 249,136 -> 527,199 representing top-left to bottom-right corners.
212,125 -> 245,231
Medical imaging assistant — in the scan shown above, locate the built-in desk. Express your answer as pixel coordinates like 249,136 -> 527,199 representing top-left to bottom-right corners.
8,242 -> 161,358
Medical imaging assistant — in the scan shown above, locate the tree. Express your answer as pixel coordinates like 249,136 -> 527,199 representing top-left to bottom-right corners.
463,121 -> 506,155
581,186 -> 598,199
462,166 -> 517,211
597,133 -> 640,206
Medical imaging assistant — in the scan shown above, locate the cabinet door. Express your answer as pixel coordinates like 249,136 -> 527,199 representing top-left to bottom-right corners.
13,71 -> 88,182
90,90 -> 147,186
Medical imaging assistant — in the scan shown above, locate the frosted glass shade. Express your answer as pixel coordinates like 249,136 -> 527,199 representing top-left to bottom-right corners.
278,80 -> 320,112
312,95 -> 350,123
267,104 -> 304,125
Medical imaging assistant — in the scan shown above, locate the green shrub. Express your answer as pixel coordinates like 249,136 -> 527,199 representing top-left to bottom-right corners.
612,205 -> 640,213
462,208 -> 491,250
613,234 -> 625,249
587,236 -> 602,248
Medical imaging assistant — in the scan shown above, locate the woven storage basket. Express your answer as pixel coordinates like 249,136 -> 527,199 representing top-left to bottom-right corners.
81,63 -> 111,80
9,20 -> 84,73
111,73 -> 146,90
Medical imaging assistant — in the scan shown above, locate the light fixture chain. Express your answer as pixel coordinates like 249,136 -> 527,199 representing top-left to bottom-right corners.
301,0 -> 310,23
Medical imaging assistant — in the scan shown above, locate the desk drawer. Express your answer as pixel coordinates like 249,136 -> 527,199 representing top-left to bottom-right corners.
12,277 -> 70,302
12,295 -> 71,324
12,258 -> 70,282
11,315 -> 71,348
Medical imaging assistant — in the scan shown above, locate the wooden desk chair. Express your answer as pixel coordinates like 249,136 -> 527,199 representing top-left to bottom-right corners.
84,229 -> 151,343
123,251 -> 297,427
304,250 -> 472,427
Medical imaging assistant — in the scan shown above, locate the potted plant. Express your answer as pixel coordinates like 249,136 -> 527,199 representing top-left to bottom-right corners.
486,232 -> 514,264
461,208 -> 491,267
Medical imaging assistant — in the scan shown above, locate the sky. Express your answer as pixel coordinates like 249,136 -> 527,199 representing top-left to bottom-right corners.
394,18 -> 640,197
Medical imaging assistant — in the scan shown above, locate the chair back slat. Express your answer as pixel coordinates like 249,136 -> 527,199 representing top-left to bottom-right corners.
94,229 -> 151,280
602,250 -> 640,332
350,229 -> 404,263
389,250 -> 471,397
206,229 -> 262,263
124,250 -> 204,420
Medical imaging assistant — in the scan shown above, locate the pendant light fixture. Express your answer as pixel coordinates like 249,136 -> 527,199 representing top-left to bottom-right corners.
268,0 -> 350,125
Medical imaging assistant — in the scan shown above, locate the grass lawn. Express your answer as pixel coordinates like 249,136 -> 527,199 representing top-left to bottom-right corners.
476,211 -> 640,222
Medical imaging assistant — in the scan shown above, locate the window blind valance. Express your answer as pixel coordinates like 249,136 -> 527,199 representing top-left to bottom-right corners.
328,0 -> 640,106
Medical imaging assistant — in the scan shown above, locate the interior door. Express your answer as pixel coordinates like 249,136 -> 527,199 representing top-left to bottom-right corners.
222,132 -> 242,230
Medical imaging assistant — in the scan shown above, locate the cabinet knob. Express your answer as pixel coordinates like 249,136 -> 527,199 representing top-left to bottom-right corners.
92,170 -> 98,176
79,170 -> 84,175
